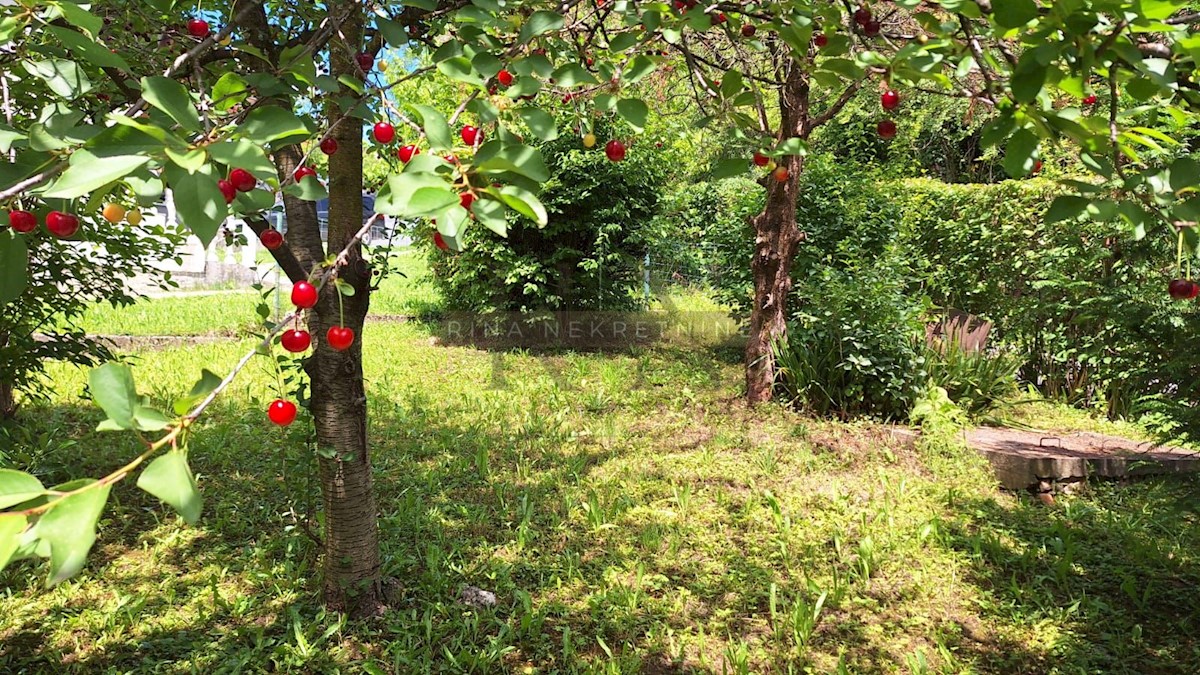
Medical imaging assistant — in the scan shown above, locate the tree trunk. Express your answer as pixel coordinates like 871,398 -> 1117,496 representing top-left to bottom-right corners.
745,65 -> 810,404
0,381 -> 15,420
237,0 -> 381,616
304,3 -> 382,617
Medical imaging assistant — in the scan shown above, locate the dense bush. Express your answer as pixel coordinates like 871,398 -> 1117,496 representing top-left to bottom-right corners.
426,123 -> 668,312
890,179 -> 1193,421
645,176 -> 761,297
0,217 -> 182,417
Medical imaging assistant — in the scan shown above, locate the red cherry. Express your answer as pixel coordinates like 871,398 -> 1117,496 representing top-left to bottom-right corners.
187,19 -> 209,39
814,33 -> 828,48
715,12 -> 727,23
497,69 -> 514,86
229,168 -> 256,192
881,90 -> 900,111
217,179 -> 237,204
326,326 -> 355,351
319,137 -> 338,155
461,125 -> 481,146
8,210 -> 37,233
863,20 -> 881,37
605,139 -> 626,162
398,144 -> 420,163
877,119 -> 897,139
45,211 -> 79,238
268,399 -> 297,426
1190,282 -> 1200,300
293,166 -> 317,182
562,93 -> 573,103
1083,94 -> 1098,105
741,24 -> 757,38
290,280 -> 318,309
281,329 -> 311,353
260,229 -> 284,250
773,166 -> 789,182
752,152 -> 770,167
853,7 -> 872,25
373,122 -> 396,144
1168,279 -> 1193,300
434,231 -> 449,251
460,192 -> 475,210
355,52 -> 374,72
1032,160 -> 1043,174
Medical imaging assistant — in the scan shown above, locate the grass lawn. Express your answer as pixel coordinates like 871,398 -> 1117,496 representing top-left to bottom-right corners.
78,247 -> 441,336
3,294 -> 1200,672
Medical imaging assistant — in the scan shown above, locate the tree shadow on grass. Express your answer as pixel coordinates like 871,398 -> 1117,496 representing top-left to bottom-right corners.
935,477 -> 1200,674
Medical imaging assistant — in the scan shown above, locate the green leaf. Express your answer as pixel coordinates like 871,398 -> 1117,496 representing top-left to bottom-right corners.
711,158 -> 749,179
414,105 -> 453,152
134,405 -> 172,432
239,106 -> 310,145
517,108 -> 558,141
0,230 -> 28,307
140,76 -> 201,132
137,451 -> 202,524
1002,129 -> 1038,178
0,470 -> 46,510
550,63 -> 598,88
377,172 -> 458,218
497,185 -> 547,226
438,57 -> 484,87
211,72 -> 250,113
89,363 -> 139,430
476,142 -> 550,182
167,167 -> 227,248
34,481 -> 112,585
434,205 -> 470,238
207,140 -> 276,180
377,17 -> 409,47
43,150 -> 149,199
519,10 -> 565,42
165,147 -> 208,174
992,0 -> 1038,28
0,514 -> 27,574
623,55 -> 657,84
616,99 -> 649,132
473,197 -> 508,236
283,175 -> 329,202
22,59 -> 92,98
1011,53 -> 1047,104
45,26 -> 131,71
1169,157 -> 1200,194
55,2 -> 103,36
334,278 -> 356,296
172,369 -> 222,415
1045,195 -> 1090,223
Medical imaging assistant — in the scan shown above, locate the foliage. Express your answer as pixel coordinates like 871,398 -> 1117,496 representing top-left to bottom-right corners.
891,178 -> 1196,422
0,216 -> 182,414
425,121 -> 669,312
774,262 -> 928,419
924,341 -> 1022,419
646,176 -> 761,292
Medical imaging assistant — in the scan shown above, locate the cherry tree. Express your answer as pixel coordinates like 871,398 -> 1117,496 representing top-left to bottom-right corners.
0,0 -> 1197,615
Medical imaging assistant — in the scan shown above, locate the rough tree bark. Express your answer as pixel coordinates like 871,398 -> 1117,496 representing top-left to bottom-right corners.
237,0 -> 382,616
745,64 -> 810,404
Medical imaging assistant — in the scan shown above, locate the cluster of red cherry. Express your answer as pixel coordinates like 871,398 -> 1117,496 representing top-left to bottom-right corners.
5,210 -> 80,238
266,280 -> 356,426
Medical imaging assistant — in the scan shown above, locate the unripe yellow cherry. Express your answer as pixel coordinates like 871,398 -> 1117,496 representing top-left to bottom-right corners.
125,209 -> 143,226
583,133 -> 596,148
102,203 -> 126,224
378,60 -> 389,71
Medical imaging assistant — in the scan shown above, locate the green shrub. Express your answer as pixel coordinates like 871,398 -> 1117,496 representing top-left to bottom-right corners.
889,178 -> 1192,420
924,341 -> 1022,419
773,260 -> 928,420
426,123 -> 668,312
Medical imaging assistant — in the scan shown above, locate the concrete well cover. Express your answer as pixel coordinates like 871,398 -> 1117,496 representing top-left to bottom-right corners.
965,427 -> 1200,490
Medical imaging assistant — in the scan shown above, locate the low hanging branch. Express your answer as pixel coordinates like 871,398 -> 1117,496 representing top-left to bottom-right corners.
0,211 -> 380,522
